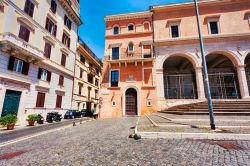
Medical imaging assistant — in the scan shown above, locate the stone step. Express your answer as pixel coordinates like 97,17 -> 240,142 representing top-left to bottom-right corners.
159,111 -> 250,116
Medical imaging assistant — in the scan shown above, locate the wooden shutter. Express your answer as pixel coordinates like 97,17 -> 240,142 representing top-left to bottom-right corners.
44,43 -> 51,58
56,95 -> 62,108
36,92 -> 45,107
47,71 -> 51,82
80,69 -> 83,78
53,25 -> 57,37
64,15 -> 67,25
68,38 -> 70,48
45,18 -> 49,30
59,75 -> 64,86
69,20 -> 72,30
61,54 -> 66,66
38,68 -> 42,79
8,56 -> 15,70
22,61 -> 30,75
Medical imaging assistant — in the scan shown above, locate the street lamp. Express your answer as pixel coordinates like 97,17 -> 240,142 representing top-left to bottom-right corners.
193,0 -> 216,130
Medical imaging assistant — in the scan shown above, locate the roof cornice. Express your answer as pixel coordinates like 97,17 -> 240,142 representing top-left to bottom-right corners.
105,11 -> 152,22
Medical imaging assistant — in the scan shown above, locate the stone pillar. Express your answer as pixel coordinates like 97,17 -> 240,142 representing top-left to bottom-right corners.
237,65 -> 250,99
155,69 -> 165,99
195,67 -> 206,100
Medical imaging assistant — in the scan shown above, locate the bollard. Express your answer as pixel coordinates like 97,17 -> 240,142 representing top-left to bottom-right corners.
73,121 -> 76,126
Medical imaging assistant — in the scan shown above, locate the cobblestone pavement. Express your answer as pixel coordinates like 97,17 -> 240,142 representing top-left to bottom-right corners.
1,117 -> 250,166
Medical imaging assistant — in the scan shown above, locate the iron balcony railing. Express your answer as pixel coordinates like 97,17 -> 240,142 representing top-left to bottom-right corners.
108,53 -> 154,60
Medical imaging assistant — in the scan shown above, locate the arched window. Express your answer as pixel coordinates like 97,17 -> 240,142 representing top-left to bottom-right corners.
128,42 -> 134,52
128,24 -> 134,31
143,22 -> 150,31
113,26 -> 119,35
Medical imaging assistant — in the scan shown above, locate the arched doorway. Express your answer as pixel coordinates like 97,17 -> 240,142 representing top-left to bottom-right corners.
125,88 -> 137,115
206,53 -> 240,99
163,56 -> 197,99
245,53 -> 250,95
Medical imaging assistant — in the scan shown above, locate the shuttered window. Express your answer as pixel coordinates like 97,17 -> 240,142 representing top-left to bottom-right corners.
18,25 -> 30,42
61,54 -> 66,66
24,0 -> 34,17
64,15 -> 72,30
50,0 -> 57,14
45,17 -> 57,37
36,92 -> 45,108
44,42 -> 52,58
80,69 -> 83,78
59,75 -> 64,86
56,95 -> 62,108
78,83 -> 83,95
62,33 -> 70,48
38,68 -> 51,82
8,56 -> 29,75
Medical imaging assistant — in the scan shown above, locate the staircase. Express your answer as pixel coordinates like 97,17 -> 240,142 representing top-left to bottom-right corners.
160,100 -> 250,115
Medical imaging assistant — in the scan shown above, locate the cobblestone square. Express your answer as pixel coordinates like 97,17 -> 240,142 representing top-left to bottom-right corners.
0,117 -> 250,166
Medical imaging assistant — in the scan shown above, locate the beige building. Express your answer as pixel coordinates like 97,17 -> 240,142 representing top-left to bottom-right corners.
72,39 -> 102,113
0,0 -> 81,124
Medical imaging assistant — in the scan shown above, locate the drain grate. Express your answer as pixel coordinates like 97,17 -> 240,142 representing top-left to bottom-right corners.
0,150 -> 29,160
198,140 -> 246,150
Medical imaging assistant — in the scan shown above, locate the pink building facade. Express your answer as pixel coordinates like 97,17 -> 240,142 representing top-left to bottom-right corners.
101,0 -> 250,118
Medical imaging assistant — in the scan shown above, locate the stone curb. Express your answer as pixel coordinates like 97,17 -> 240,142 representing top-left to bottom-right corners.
136,131 -> 250,140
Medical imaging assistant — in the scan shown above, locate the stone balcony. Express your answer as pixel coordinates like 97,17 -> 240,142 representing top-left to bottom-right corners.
0,33 -> 44,62
88,67 -> 97,76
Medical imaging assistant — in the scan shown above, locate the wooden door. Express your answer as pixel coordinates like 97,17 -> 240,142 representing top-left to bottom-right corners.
1,90 -> 22,117
125,88 -> 137,115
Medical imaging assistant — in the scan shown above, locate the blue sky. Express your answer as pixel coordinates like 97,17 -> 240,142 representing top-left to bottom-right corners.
78,0 -> 189,60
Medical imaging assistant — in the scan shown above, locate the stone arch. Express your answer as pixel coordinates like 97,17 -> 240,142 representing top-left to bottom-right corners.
122,85 -> 140,116
159,53 -> 200,70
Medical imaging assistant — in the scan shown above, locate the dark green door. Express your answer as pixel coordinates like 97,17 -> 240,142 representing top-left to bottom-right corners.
1,90 -> 22,117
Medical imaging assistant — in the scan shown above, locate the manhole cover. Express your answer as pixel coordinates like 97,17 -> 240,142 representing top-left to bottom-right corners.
0,150 -> 29,160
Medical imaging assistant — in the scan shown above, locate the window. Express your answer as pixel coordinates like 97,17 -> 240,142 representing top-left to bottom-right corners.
8,56 -> 29,75
61,54 -> 66,67
96,68 -> 99,75
89,63 -> 93,68
78,83 -> 83,95
62,32 -> 70,48
19,25 -> 30,42
171,25 -> 179,38
209,21 -> 219,34
36,92 -> 45,108
59,75 -> 64,86
143,22 -> 150,31
110,70 -> 119,87
143,45 -> 152,58
112,101 -> 116,107
45,17 -> 57,37
95,90 -> 98,99
24,0 -> 34,17
112,47 -> 119,60
64,15 -> 72,30
80,69 -> 83,78
88,74 -> 93,84
95,79 -> 99,87
56,95 -> 62,108
128,43 -> 134,52
113,26 -> 119,35
50,0 -> 57,14
80,55 -> 85,64
38,68 -> 51,82
128,24 -> 134,31
44,42 -> 52,58
147,100 -> 152,107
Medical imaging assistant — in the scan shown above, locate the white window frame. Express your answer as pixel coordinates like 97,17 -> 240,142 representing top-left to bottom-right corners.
41,69 -> 48,81
112,100 -> 116,107
207,17 -> 220,35
143,21 -> 151,32
169,22 -> 180,38
13,59 -> 24,73
113,25 -> 120,35
109,69 -> 120,88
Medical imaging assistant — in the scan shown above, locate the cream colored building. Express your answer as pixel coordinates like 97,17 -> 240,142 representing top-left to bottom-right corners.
0,0 -> 82,124
72,39 -> 102,113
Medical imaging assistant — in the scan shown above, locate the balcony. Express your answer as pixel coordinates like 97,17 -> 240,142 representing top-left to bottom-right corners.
0,33 -> 44,61
88,67 -> 96,76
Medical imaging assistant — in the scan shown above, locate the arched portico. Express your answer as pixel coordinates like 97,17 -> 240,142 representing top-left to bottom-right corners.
244,53 -> 250,96
122,86 -> 140,116
206,52 -> 241,99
